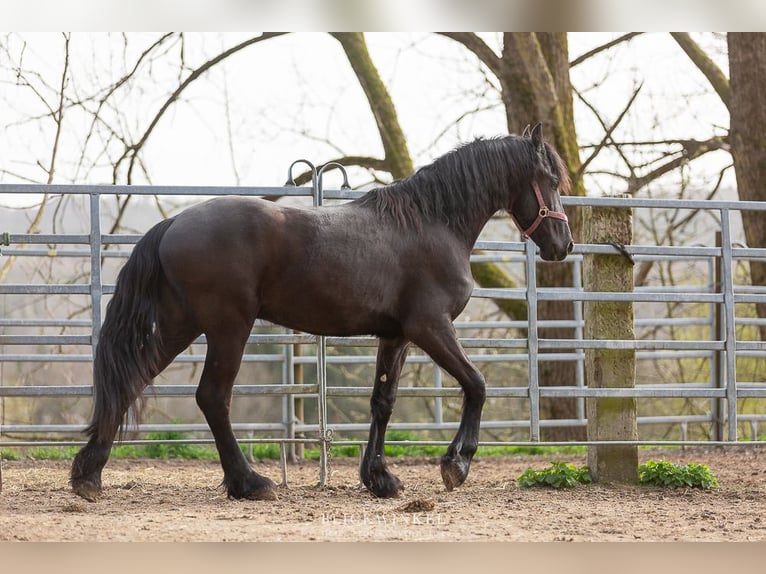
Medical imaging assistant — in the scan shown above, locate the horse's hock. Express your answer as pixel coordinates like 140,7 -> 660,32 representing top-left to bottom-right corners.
584,199 -> 638,484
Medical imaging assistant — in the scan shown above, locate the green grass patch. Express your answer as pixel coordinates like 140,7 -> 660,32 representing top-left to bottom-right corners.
1,449 -> 21,461
114,431 -> 218,460
1,446 -> 79,461
638,460 -> 719,489
26,446 -> 81,460
241,442 -> 281,461
477,444 -> 587,457
518,461 -> 592,488
304,431 -> 588,460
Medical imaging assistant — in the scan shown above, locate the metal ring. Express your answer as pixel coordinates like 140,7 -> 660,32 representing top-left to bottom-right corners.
538,207 -> 549,218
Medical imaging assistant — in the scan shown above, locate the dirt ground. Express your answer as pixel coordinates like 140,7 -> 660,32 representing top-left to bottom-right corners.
2,446 -> 766,542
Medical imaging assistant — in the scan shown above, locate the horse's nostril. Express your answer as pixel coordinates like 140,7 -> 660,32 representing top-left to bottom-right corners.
567,241 -> 575,254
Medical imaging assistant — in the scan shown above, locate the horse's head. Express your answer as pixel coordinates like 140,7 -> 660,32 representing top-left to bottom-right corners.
510,124 -> 574,262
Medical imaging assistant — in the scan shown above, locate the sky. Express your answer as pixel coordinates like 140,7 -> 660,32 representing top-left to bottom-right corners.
0,31 -> 735,215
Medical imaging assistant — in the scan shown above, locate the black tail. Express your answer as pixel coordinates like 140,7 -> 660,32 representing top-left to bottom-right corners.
86,217 -> 176,442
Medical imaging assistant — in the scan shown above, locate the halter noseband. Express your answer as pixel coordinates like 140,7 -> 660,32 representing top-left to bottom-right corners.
511,180 -> 568,239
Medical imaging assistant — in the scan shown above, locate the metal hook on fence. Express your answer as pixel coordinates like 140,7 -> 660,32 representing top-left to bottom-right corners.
317,162 -> 351,190
605,241 -> 635,265
284,159 -> 317,188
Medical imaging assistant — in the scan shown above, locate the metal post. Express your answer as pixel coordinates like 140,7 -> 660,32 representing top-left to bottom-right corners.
525,238 -> 540,442
316,335 -> 329,486
89,193 -> 102,355
313,163 -> 350,486
572,256 -> 586,423
712,231 -> 724,441
293,342 -> 305,460
283,339 -> 295,462
285,159 -> 322,475
433,367 -> 443,425
719,210 -> 738,441
313,165 -> 329,486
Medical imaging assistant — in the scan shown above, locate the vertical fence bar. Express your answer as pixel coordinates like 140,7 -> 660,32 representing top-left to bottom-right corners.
525,238 -> 540,442
572,256 -> 586,422
283,337 -> 295,462
313,169 -> 329,486
89,193 -> 102,355
433,367 -> 443,425
316,335 -> 329,485
712,231 -> 724,442
293,342 -> 305,460
719,209 -> 738,441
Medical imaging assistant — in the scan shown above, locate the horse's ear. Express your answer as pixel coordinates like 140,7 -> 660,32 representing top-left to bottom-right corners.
531,122 -> 544,151
521,124 -> 531,138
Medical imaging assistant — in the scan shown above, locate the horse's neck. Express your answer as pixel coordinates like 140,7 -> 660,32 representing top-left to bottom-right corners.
448,182 -> 503,249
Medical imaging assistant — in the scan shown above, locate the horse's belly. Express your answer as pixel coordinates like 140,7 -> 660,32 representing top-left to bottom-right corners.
258,291 -> 401,339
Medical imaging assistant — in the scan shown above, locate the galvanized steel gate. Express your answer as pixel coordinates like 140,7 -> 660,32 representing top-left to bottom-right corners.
1,174 -> 766,484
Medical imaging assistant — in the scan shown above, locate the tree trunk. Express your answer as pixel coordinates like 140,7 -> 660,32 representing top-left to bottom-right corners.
500,33 -> 585,440
344,32 -> 588,439
331,33 -> 413,180
333,33 -> 528,321
728,33 -> 766,342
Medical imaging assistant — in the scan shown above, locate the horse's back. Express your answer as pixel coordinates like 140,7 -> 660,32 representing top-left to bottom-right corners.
155,195 -> 472,337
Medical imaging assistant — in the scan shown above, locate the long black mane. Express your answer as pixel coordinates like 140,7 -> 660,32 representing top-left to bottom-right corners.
354,135 -> 570,233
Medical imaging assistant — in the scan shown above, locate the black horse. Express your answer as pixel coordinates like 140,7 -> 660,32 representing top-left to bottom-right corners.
71,124 -> 573,502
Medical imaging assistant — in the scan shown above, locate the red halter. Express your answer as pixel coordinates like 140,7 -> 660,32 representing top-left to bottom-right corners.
511,180 -> 568,239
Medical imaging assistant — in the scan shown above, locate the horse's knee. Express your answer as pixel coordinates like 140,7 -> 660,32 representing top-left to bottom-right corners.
465,371 -> 486,405
195,384 -> 228,415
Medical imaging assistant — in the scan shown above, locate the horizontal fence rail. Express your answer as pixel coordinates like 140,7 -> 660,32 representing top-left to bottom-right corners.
2,180 -> 766,484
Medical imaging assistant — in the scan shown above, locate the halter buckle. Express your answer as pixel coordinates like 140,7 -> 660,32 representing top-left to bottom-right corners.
538,207 -> 549,218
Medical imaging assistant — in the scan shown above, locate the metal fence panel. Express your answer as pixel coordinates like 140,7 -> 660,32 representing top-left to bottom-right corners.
2,180 -> 766,475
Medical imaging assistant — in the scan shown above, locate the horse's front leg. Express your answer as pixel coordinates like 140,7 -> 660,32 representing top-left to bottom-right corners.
196,329 -> 277,501
405,320 -> 486,491
360,336 -> 410,498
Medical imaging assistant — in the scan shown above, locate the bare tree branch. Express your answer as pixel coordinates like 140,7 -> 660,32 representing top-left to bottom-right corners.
670,32 -> 730,107
570,33 -> 643,68
626,137 -> 729,194
70,33 -> 177,181
575,82 -> 643,182
116,32 -> 288,184
436,33 -> 505,79
331,33 -> 413,179
0,33 -> 70,283
634,163 -> 731,286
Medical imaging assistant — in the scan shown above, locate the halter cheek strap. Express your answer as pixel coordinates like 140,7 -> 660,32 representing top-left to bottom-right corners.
511,180 -> 568,239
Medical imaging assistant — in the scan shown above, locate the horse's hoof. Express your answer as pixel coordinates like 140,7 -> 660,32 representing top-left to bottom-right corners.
371,479 -> 404,499
243,484 -> 278,501
440,455 -> 470,491
363,471 -> 404,498
227,474 -> 278,501
71,480 -> 102,502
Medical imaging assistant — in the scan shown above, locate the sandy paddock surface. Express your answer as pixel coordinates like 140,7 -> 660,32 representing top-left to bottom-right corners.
2,446 -> 766,542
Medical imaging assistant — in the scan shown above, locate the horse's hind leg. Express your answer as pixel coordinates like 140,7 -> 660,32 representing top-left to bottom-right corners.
70,437 -> 114,501
360,337 -> 410,498
196,327 -> 277,501
71,307 -> 198,501
405,319 -> 486,491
